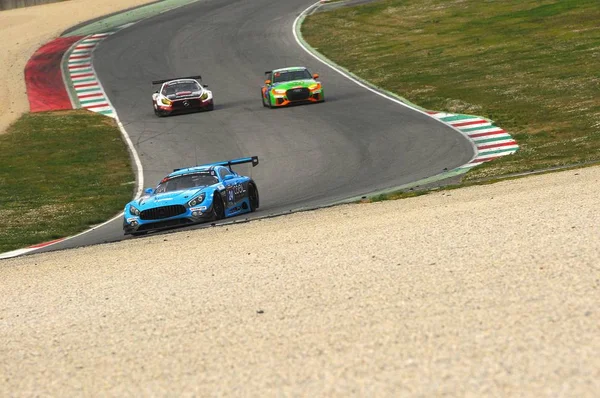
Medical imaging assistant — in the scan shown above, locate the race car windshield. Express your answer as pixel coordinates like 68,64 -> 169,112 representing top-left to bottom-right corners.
162,81 -> 201,96
155,173 -> 218,193
272,69 -> 312,83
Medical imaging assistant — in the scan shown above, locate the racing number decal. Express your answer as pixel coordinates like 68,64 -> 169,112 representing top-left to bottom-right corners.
226,183 -> 246,205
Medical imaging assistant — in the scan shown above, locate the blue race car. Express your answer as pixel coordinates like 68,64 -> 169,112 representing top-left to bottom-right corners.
123,156 -> 259,236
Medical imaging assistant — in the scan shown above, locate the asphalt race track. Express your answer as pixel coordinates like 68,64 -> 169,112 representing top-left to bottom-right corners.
41,0 -> 473,252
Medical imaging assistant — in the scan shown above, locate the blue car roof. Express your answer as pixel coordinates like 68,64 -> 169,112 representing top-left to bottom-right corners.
168,165 -> 216,177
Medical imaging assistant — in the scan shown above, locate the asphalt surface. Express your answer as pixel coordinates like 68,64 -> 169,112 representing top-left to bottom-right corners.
42,0 -> 473,252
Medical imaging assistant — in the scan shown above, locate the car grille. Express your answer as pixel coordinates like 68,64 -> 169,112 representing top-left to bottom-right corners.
172,98 -> 202,110
137,218 -> 193,231
140,205 -> 186,220
286,87 -> 310,101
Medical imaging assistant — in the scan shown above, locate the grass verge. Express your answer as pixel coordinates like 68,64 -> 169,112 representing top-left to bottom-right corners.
0,110 -> 134,253
302,0 -> 600,181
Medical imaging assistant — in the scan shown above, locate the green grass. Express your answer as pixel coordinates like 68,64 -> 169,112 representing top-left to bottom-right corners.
302,0 -> 600,180
0,110 -> 134,253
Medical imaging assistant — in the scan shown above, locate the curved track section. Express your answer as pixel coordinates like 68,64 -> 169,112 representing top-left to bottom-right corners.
44,0 -> 473,252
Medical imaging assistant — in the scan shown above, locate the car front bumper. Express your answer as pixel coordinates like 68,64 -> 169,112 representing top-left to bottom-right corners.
271,91 -> 323,107
123,205 -> 214,235
158,97 -> 214,114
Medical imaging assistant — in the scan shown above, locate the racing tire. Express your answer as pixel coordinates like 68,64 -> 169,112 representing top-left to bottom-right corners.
261,91 -> 268,108
205,102 -> 214,111
248,183 -> 259,212
211,194 -> 225,221
131,231 -> 148,237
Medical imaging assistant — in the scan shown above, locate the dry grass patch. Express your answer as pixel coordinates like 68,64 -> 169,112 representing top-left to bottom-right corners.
0,110 -> 134,253
303,0 -> 600,180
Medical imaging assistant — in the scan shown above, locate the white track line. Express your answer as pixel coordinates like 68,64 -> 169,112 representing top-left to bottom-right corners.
1,36 -> 144,260
292,1 -> 479,164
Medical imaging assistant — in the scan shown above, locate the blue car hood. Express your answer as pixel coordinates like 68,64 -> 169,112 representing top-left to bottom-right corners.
133,187 -> 206,210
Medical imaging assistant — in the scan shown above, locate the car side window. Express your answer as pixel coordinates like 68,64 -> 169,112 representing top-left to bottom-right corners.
218,167 -> 231,181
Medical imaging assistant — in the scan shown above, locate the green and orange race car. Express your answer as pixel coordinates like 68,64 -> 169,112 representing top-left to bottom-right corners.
261,67 -> 325,108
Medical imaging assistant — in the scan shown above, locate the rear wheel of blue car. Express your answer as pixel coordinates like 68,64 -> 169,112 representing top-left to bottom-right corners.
212,194 -> 225,221
248,183 -> 258,212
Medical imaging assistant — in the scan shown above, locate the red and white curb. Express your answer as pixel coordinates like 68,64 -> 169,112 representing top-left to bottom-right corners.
0,239 -> 66,259
65,32 -> 116,117
428,112 -> 519,168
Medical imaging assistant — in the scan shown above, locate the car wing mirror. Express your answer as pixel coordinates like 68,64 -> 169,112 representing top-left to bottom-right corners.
203,84 -> 208,88
223,174 -> 235,181
265,79 -> 271,85
154,90 -> 159,94
313,73 -> 319,79
144,187 -> 154,195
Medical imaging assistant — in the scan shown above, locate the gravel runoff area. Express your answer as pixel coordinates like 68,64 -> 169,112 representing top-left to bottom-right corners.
2,166 -> 599,395
1,0 -> 599,395
0,0 -> 157,135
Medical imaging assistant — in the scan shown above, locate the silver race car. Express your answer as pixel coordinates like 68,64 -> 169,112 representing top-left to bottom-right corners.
152,75 -> 214,116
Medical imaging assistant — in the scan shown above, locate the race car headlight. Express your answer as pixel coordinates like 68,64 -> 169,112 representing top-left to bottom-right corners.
309,83 -> 322,91
187,192 -> 206,207
200,92 -> 209,100
273,89 -> 286,95
161,98 -> 172,105
129,205 -> 140,216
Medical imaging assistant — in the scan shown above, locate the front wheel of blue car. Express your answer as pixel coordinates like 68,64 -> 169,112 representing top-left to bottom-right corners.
212,194 -> 225,221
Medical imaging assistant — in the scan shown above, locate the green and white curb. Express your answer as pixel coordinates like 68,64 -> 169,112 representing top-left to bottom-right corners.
65,32 -> 118,117
428,112 -> 519,168
296,0 -> 519,175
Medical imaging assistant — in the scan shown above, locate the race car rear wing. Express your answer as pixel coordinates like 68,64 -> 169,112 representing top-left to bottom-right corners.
152,75 -> 202,85
173,156 -> 259,172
